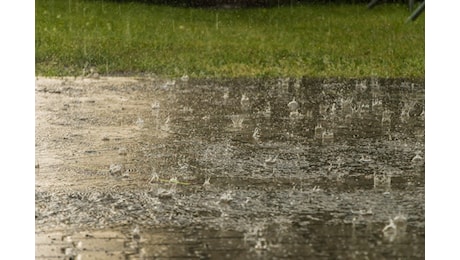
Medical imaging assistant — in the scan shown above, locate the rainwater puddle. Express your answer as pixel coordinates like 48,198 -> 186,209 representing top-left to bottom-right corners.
36,77 -> 424,259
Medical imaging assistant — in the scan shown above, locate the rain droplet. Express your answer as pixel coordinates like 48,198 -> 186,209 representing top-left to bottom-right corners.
287,97 -> 299,112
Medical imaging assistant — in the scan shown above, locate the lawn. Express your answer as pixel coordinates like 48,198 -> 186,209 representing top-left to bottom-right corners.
35,1 -> 424,78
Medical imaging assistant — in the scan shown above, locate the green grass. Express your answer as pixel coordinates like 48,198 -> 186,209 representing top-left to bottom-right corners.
36,0 -> 424,78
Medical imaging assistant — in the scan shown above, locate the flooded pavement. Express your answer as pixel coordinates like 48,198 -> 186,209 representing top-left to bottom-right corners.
35,76 -> 424,259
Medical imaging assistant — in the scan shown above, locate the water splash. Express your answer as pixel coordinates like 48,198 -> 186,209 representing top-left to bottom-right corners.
230,114 -> 245,128
160,116 -> 171,132
382,213 -> 408,242
411,151 -> 424,163
373,169 -> 391,191
287,97 -> 299,112
109,164 -> 123,175
203,176 -> 211,187
314,124 -> 324,139
222,88 -> 230,102
36,77 -> 424,258
264,154 -> 278,166
180,74 -> 189,82
135,117 -> 144,129
289,110 -> 303,119
259,101 -> 272,118
240,93 -> 250,111
252,127 -> 261,143
322,130 -> 334,144
219,190 -> 233,204
118,147 -> 128,156
381,109 -> 392,126
149,169 -> 159,183
161,80 -> 176,90
151,101 -> 160,110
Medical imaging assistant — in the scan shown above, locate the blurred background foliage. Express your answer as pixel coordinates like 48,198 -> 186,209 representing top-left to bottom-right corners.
98,0 -> 419,8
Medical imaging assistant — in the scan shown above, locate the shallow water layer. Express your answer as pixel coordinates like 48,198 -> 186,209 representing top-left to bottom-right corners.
35,77 -> 424,259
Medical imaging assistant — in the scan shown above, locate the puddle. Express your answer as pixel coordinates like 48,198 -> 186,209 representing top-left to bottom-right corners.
36,77 -> 424,259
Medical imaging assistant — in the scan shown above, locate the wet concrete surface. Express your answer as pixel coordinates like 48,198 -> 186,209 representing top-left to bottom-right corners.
35,76 -> 424,259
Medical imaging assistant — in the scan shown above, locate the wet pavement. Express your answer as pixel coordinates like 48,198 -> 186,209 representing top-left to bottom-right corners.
35,76 -> 424,259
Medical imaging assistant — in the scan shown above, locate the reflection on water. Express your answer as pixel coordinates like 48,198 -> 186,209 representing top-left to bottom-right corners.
36,77 -> 424,259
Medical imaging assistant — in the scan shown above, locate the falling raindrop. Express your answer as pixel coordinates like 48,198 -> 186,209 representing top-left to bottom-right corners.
125,20 -> 131,42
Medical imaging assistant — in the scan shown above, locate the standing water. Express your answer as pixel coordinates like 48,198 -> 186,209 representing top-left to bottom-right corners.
35,77 -> 424,259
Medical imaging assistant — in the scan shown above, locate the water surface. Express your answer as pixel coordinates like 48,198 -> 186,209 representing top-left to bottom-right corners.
36,77 -> 424,259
